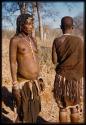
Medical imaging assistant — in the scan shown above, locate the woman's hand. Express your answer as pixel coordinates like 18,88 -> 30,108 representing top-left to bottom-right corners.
12,82 -> 21,106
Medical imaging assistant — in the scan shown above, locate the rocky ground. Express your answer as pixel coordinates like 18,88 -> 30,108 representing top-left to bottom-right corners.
1,37 -> 84,123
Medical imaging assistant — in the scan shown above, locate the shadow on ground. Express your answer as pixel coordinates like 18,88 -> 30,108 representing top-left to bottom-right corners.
1,115 -> 56,124
2,86 -> 14,111
36,116 -> 57,124
1,114 -> 13,123
1,86 -> 14,123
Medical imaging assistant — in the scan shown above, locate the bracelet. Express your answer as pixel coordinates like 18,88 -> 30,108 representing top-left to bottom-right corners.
12,81 -> 18,85
12,81 -> 19,90
13,84 -> 19,90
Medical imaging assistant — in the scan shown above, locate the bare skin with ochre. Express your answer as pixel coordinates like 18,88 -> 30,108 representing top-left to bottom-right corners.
10,19 -> 39,83
10,21 -> 39,86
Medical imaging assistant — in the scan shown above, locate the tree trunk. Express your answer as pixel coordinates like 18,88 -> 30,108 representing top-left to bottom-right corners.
36,2 -> 43,42
18,2 -> 28,14
32,2 -> 36,38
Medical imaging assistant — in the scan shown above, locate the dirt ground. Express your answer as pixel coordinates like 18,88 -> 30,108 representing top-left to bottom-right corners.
2,37 -> 85,123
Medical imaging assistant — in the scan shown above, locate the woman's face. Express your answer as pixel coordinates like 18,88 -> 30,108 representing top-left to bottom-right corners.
21,18 -> 34,34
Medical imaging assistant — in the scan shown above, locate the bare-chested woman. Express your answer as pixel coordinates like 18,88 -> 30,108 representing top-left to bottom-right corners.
9,14 -> 43,123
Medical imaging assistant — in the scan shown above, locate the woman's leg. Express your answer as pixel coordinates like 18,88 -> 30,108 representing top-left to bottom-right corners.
59,108 -> 68,122
70,107 -> 80,123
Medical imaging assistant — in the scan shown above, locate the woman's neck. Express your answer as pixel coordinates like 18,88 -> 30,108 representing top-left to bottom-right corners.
21,31 -> 32,37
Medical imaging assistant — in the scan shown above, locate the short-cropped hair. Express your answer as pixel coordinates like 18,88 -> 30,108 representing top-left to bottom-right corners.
61,16 -> 73,30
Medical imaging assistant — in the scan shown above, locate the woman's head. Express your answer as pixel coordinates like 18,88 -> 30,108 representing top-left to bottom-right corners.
16,14 -> 34,34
